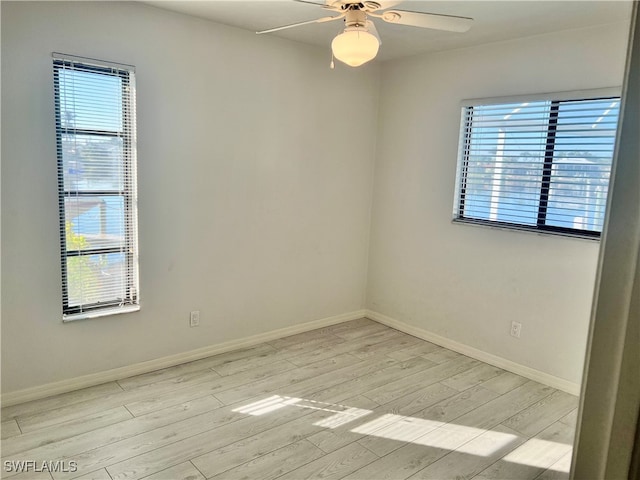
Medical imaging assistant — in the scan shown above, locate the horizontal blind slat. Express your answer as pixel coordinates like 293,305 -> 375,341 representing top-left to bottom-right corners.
457,96 -> 619,235
55,55 -> 139,316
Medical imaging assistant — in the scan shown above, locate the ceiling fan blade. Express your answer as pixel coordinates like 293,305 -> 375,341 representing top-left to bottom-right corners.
293,0 -> 342,11
370,1 -> 403,11
367,20 -> 382,46
257,14 -> 345,35
379,9 -> 473,32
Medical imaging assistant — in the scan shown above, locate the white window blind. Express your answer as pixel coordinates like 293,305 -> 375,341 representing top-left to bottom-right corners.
454,95 -> 620,237
53,53 -> 139,319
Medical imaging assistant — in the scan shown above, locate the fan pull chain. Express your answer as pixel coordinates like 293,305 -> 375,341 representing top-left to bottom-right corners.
330,52 -> 335,69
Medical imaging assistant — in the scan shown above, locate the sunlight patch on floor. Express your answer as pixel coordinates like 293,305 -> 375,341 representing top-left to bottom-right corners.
232,395 -> 301,416
313,407 -> 372,429
455,426 -> 519,456
233,395 -> 574,471
352,413 -> 442,443
547,451 -> 573,473
503,438 -> 573,469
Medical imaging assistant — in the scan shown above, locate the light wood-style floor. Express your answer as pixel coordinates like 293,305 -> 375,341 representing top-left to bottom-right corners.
1,318 -> 578,480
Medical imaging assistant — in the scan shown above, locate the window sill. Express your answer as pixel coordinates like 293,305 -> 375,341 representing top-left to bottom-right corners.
452,217 -> 601,242
63,304 -> 140,323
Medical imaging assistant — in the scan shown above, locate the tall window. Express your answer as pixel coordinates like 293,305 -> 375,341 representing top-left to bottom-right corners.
454,93 -> 620,238
54,54 -> 139,320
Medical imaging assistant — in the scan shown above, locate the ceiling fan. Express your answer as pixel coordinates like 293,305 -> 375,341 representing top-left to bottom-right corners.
256,1 -> 473,68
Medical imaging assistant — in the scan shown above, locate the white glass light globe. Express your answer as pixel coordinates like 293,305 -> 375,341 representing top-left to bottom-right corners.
331,28 -> 379,67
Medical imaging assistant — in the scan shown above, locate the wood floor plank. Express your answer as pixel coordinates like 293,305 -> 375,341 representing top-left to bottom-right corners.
397,420 -> 492,459
472,421 -> 573,480
115,360 -> 220,392
15,370 -> 222,433
74,468 -> 113,480
304,383 -> 456,456
417,385 -> 501,424
302,396 -> 378,454
131,343 -> 276,389
355,413 -> 443,456
6,469 -> 53,479
318,318 -> 378,337
2,396 -> 223,477
190,410 -> 330,478
292,357 -> 432,406
306,424 -> 369,455
2,406 -> 132,457
442,363 -> 505,392
309,372 -> 498,453
268,332 -> 345,352
117,344 -> 276,390
409,424 -> 527,480
281,355 -> 410,403
480,372 -> 529,395
1,419 -> 21,439
378,382 -> 460,418
123,358 -> 297,416
502,390 -> 578,437
207,439 -> 323,480
535,420 -> 575,446
213,353 -> 361,405
332,322 -> 390,341
286,329 -> 403,368
349,333 -> 423,360
1,383 -> 123,422
355,384 -> 462,457
0,321 -> 578,480
104,399 -> 327,480
385,342 -> 443,362
142,462 -> 205,480
533,451 -> 572,480
363,356 -> 479,406
321,395 -> 380,411
423,348 -> 463,364
51,402 -> 261,480
123,384 -> 224,417
344,441 -> 450,480
216,328 -> 399,374
452,381 -> 554,432
276,442 -> 378,480
558,409 -> 578,429
210,347 -> 289,377
282,340 -> 360,364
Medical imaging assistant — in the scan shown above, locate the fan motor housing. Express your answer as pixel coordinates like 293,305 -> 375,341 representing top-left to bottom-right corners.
345,9 -> 367,27
342,1 -> 380,12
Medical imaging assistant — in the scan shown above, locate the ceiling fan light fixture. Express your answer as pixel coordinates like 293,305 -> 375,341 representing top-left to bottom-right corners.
331,27 -> 379,67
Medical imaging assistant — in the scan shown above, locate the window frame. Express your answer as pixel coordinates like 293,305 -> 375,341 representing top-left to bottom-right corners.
53,53 -> 140,321
453,88 -> 621,240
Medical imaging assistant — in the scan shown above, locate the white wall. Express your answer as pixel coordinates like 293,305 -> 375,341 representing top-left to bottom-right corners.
366,24 -> 629,384
1,1 -> 630,396
0,1 -> 379,393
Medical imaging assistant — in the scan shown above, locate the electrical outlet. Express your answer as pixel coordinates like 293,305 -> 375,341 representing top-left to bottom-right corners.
190,310 -> 200,327
510,321 -> 522,338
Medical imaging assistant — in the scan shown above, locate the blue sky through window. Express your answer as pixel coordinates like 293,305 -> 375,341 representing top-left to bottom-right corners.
59,69 -> 123,131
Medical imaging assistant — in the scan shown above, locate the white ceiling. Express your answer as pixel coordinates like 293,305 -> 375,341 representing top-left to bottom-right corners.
143,1 -> 633,61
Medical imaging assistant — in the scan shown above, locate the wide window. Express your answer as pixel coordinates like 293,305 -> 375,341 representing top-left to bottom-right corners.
53,53 -> 139,320
454,92 -> 620,238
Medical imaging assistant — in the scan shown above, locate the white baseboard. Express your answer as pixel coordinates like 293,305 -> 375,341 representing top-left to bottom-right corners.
1,310 -> 366,407
365,310 -> 581,396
